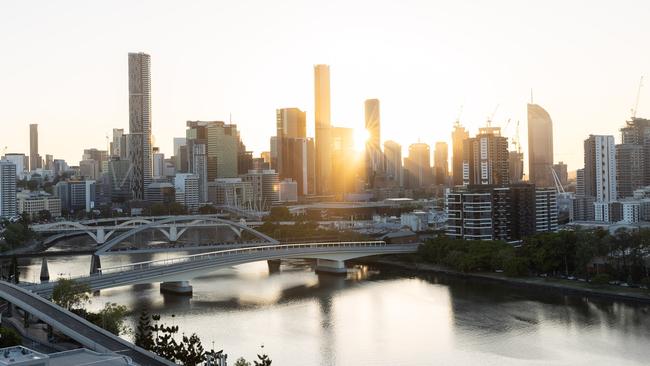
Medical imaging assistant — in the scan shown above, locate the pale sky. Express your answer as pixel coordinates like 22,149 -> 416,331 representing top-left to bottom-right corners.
2,0 -> 650,174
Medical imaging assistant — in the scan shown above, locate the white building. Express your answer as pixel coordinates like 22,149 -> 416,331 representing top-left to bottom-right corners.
584,135 -> 616,222
400,211 -> 429,232
0,160 -> 17,218
3,153 -> 26,179
174,173 -> 199,211
152,150 -> 165,179
17,191 -> 62,219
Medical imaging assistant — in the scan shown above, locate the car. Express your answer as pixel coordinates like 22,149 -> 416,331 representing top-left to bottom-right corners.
567,276 -> 576,280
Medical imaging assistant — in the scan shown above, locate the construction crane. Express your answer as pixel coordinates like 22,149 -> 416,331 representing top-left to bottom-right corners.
632,76 -> 644,119
511,121 -> 521,153
486,104 -> 499,127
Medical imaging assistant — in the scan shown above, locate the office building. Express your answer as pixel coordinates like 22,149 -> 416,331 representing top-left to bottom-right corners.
552,161 -> 568,186
107,157 -> 131,202
584,135 -> 616,222
242,170 -> 279,210
208,178 -> 254,208
45,155 -> 53,170
527,103 -> 554,188
0,160 -> 17,219
383,140 -> 402,187
186,120 -> 240,180
278,179 -> 299,203
29,123 -> 41,170
276,108 -> 313,195
404,142 -> 432,189
433,141 -> 448,185
144,182 -> 175,205
152,148 -> 164,179
128,52 -> 152,200
331,127 -> 357,194
192,143 -> 208,203
174,174 -> 199,211
79,160 -> 100,180
55,180 -> 95,213
451,121 -> 469,186
173,137 -> 187,171
110,128 -> 125,158
314,64 -> 332,194
463,126 -> 509,186
616,144 -> 643,198
17,191 -> 61,219
365,99 -> 382,187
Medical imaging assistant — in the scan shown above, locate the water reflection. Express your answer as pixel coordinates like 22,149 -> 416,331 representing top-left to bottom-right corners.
7,255 -> 650,365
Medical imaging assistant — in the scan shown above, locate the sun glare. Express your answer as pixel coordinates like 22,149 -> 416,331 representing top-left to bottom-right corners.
354,128 -> 370,152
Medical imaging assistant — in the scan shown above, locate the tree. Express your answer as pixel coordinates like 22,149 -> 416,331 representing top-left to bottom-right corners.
51,278 -> 91,310
254,353 -> 272,366
135,310 -> 155,350
234,358 -> 252,366
37,210 -> 52,222
198,205 -> 219,215
177,333 -> 205,366
88,302 -> 129,335
0,327 -> 21,347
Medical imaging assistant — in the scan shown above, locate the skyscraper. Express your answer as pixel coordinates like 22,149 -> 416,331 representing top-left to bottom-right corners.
463,126 -> 510,186
0,160 -> 17,219
192,143 -> 208,203
110,128 -> 125,158
527,103 -> 554,188
404,142 -> 432,189
383,140 -> 402,187
314,64 -> 332,194
584,135 -> 616,222
364,99 -> 382,187
29,123 -> 40,171
433,142 -> 448,185
128,52 -> 152,200
276,108 -> 311,195
451,121 -> 469,186
509,151 -> 524,183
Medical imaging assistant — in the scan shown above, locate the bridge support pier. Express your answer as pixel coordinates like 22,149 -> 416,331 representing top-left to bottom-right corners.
160,281 -> 193,295
315,259 -> 347,275
267,260 -> 281,274
90,255 -> 102,275
40,258 -> 50,283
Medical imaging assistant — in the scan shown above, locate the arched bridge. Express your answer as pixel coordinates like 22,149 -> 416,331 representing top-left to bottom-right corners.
31,215 -> 279,254
23,241 -> 419,297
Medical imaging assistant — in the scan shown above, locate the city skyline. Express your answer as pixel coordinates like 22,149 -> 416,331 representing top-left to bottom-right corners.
3,1 -> 650,172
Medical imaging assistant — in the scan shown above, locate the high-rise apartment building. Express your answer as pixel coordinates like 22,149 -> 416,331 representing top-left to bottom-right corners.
29,123 -> 40,171
128,52 -> 152,200
383,140 -> 402,187
314,64 -> 332,194
584,135 -> 616,222
527,104 -> 554,188
463,126 -> 509,186
45,155 -> 54,170
433,142 -> 448,185
552,161 -> 568,186
0,160 -> 17,219
3,154 -> 26,179
404,142 -> 432,189
365,99 -> 382,187
451,121 -> 469,186
152,148 -> 165,179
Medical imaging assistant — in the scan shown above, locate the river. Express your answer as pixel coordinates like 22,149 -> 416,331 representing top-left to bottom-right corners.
13,251 -> 650,366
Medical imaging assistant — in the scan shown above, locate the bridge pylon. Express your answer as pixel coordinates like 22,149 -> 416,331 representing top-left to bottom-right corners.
40,258 -> 50,282
315,259 -> 347,275
90,255 -> 102,275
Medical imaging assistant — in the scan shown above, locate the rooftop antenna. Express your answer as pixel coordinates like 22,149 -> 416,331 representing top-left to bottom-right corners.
530,89 -> 534,104
632,76 -> 644,119
454,105 -> 464,126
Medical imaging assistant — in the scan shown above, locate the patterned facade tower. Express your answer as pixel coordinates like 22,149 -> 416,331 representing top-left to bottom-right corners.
128,52 -> 152,200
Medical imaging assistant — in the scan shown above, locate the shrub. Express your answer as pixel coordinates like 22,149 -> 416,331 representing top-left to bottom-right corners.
591,273 -> 611,286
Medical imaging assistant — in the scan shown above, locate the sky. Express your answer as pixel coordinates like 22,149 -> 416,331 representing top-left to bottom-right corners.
2,0 -> 650,175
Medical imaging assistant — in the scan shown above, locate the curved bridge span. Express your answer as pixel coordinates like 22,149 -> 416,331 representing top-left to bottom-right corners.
23,242 -> 419,297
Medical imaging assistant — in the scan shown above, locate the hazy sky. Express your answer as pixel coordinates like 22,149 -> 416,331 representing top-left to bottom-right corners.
2,0 -> 650,174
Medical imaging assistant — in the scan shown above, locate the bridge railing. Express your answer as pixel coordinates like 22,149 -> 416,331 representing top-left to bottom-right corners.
97,241 -> 394,275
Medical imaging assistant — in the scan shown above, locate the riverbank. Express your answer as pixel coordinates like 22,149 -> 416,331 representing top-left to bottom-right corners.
366,256 -> 650,305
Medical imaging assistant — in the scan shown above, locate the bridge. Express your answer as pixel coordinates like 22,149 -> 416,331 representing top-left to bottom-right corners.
31,215 -> 279,252
23,241 -> 419,297
0,281 -> 174,365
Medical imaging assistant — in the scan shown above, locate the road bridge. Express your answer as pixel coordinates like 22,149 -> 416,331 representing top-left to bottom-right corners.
23,242 -> 419,297
0,281 -> 174,365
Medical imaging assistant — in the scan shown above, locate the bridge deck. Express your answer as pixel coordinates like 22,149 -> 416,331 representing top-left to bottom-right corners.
0,281 -> 173,366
